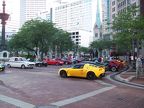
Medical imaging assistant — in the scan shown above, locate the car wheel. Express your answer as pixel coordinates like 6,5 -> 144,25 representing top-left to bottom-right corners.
99,73 -> 105,79
7,64 -> 11,68
38,63 -> 41,67
44,64 -> 48,67
21,65 -> 26,69
111,66 -> 117,72
60,70 -> 67,78
87,72 -> 96,80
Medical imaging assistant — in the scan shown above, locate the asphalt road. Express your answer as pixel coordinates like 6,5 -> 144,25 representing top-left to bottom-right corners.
0,65 -> 143,108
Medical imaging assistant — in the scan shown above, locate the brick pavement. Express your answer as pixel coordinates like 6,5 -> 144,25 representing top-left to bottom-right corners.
120,68 -> 144,85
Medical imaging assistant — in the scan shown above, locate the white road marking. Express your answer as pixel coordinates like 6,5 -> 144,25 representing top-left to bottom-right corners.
51,85 -> 115,107
0,95 -> 35,108
96,80 -> 114,86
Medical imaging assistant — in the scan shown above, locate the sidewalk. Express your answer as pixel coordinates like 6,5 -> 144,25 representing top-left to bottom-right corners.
120,67 -> 144,85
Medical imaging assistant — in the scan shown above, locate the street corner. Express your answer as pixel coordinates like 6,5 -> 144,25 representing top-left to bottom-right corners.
130,76 -> 144,85
120,71 -> 144,85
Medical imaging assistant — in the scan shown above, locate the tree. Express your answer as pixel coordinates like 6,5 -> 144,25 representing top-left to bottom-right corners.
52,29 -> 74,57
8,19 -> 75,59
8,19 -> 56,57
90,40 -> 113,50
112,5 -> 144,53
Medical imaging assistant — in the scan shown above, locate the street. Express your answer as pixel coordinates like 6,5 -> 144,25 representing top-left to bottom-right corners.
0,65 -> 143,108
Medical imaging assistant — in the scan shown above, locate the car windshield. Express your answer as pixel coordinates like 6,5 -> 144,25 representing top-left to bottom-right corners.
73,64 -> 84,69
19,58 -> 27,61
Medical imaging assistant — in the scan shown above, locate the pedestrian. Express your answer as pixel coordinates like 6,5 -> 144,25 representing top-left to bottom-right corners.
141,57 -> 144,74
136,55 -> 143,78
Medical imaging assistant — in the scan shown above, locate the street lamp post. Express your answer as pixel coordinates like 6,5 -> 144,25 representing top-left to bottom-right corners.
0,0 -> 9,51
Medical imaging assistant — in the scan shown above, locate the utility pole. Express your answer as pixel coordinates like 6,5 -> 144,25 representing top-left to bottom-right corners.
0,0 -> 9,51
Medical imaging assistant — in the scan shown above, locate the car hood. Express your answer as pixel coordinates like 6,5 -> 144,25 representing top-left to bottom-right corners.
22,61 -> 35,64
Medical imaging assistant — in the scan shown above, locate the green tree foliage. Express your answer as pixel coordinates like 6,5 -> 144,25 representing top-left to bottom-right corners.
52,29 -> 74,55
8,19 -> 74,57
112,5 -> 144,52
79,47 -> 89,53
90,40 -> 113,50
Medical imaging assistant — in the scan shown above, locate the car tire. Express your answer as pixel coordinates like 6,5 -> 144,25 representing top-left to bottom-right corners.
60,70 -> 67,78
21,65 -> 26,69
87,72 -> 96,80
7,64 -> 11,68
111,66 -> 117,72
99,73 -> 105,79
38,63 -> 41,67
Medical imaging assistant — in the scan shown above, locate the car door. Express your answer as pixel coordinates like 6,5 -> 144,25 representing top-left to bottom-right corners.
13,58 -> 21,67
68,64 -> 84,77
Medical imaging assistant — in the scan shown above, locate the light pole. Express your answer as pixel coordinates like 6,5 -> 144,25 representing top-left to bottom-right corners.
0,0 -> 9,51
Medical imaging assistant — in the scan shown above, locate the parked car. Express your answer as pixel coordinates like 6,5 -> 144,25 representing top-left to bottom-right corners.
104,60 -> 124,72
57,58 -> 72,65
35,61 -> 48,67
43,58 -> 64,65
5,57 -> 35,69
0,63 -> 5,71
58,63 -> 105,80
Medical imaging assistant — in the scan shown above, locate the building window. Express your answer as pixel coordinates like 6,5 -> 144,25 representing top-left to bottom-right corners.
72,36 -> 75,38
112,14 -> 115,18
76,32 -> 79,35
76,39 -> 79,41
112,1 -> 115,6
112,7 -> 115,12
76,42 -> 79,45
76,36 -> 79,38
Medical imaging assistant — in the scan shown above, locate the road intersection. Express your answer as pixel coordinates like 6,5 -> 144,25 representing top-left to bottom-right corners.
0,66 -> 143,108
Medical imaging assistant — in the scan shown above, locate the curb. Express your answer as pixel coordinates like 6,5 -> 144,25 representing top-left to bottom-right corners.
108,66 -> 144,89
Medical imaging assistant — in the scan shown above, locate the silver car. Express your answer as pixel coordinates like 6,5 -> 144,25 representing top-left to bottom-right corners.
5,57 -> 35,69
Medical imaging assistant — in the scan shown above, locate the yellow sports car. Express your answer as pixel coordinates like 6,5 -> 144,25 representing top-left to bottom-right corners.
58,63 -> 105,80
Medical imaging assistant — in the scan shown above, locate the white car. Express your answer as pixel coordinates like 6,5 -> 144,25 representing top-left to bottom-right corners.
5,57 -> 35,69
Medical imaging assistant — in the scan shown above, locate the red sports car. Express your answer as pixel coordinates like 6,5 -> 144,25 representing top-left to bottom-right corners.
104,60 -> 124,72
43,58 -> 64,65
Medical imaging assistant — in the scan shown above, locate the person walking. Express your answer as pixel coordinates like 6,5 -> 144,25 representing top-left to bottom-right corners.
136,55 -> 143,78
141,57 -> 144,74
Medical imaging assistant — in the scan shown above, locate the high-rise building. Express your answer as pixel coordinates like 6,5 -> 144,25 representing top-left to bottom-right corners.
101,0 -> 112,40
20,0 -> 46,27
37,8 -> 53,22
93,0 -> 102,41
109,0 -> 140,39
140,0 -> 144,16
53,0 -> 97,47
110,0 -> 140,23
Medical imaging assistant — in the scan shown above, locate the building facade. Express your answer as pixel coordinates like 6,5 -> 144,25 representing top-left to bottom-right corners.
37,8 -> 53,22
53,0 -> 97,47
101,0 -> 112,40
110,0 -> 140,23
140,0 -> 144,16
20,0 -> 46,27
